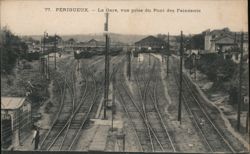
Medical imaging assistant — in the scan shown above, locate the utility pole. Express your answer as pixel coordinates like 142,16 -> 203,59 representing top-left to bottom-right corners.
43,34 -> 45,75
237,32 -> 244,131
40,36 -> 45,75
43,32 -> 48,76
193,54 -> 197,80
44,32 -> 50,80
149,52 -> 151,65
189,51 -> 192,76
127,50 -> 131,80
112,66 -> 115,132
161,46 -> 164,63
246,111 -> 249,133
77,59 -> 80,72
167,32 -> 170,77
122,134 -> 125,152
103,13 -> 110,119
54,34 -> 57,70
178,31 -> 183,124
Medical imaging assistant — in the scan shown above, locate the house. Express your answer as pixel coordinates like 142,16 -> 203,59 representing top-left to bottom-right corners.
135,35 -> 166,52
86,39 -> 105,47
163,35 -> 178,52
1,97 -> 32,149
204,28 -> 248,53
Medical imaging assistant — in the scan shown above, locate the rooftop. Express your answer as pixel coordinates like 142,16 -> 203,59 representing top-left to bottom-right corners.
1,97 -> 26,110
135,35 -> 166,45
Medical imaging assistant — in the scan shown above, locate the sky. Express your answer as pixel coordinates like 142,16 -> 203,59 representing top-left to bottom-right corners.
0,0 -> 248,35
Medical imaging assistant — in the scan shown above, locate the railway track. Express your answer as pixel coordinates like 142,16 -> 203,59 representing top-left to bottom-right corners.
171,56 -> 236,153
39,82 -> 76,149
116,74 -> 151,152
40,62 -> 88,150
135,56 -> 175,152
116,54 -> 176,152
134,59 -> 155,151
147,58 -> 176,152
40,54 -> 126,151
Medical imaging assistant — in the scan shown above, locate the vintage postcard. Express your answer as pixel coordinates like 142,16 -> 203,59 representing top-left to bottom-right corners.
0,0 -> 249,153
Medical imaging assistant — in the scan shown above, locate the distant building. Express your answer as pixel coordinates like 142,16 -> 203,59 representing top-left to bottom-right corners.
204,28 -> 248,53
135,35 -> 166,51
85,39 -> 105,47
163,36 -> 178,52
24,41 -> 41,53
1,97 -> 32,149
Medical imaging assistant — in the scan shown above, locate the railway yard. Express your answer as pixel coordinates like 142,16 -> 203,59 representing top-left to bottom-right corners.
8,51 -> 248,153
1,1 -> 249,153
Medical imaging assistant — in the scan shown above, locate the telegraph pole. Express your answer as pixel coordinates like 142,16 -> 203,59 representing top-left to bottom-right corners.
193,54 -> 197,80
40,37 -> 44,75
149,52 -> 151,65
237,32 -> 244,131
127,50 -> 131,80
112,66 -> 115,132
44,32 -> 50,80
167,32 -> 170,77
43,32 -> 47,76
234,32 -> 237,44
178,31 -> 183,124
246,111 -> 249,133
103,13 -> 110,119
161,46 -> 164,63
54,34 -> 57,70
189,50 -> 192,76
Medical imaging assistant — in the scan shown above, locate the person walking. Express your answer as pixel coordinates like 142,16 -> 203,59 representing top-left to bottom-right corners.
31,126 -> 40,150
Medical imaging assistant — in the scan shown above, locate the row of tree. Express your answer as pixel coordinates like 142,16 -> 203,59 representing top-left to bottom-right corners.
1,27 -> 28,73
157,32 -> 205,50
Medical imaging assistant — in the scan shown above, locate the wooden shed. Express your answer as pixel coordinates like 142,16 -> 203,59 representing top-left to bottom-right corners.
1,97 -> 32,149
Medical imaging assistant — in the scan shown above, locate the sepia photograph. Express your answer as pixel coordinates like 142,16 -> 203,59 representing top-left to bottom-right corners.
0,0 -> 249,153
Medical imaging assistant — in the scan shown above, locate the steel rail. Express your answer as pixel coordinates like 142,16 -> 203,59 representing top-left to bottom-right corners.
41,60 -> 87,150
46,68 -> 88,150
68,67 -> 98,150
135,58 -> 166,152
171,57 -> 235,153
41,54 -> 126,151
116,82 -> 144,152
39,77 -> 67,149
134,68 -> 155,151
120,76 -> 164,152
67,55 -> 125,150
182,74 -> 236,153
172,68 -> 214,152
149,76 -> 176,152
40,63 -> 78,150
58,68 -> 89,150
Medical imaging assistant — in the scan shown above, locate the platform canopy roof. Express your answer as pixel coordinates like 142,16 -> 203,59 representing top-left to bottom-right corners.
1,97 -> 26,110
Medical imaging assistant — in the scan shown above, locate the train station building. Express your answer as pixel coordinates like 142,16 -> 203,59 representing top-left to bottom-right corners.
1,97 -> 32,150
135,35 -> 166,52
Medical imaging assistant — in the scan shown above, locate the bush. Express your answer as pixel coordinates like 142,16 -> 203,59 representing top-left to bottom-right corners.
196,53 -> 237,82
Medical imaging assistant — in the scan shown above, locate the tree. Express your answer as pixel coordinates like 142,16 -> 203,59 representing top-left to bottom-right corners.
191,33 -> 205,49
1,27 -> 28,73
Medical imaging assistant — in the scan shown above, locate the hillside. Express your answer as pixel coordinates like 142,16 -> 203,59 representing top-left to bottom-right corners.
22,33 -> 148,44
